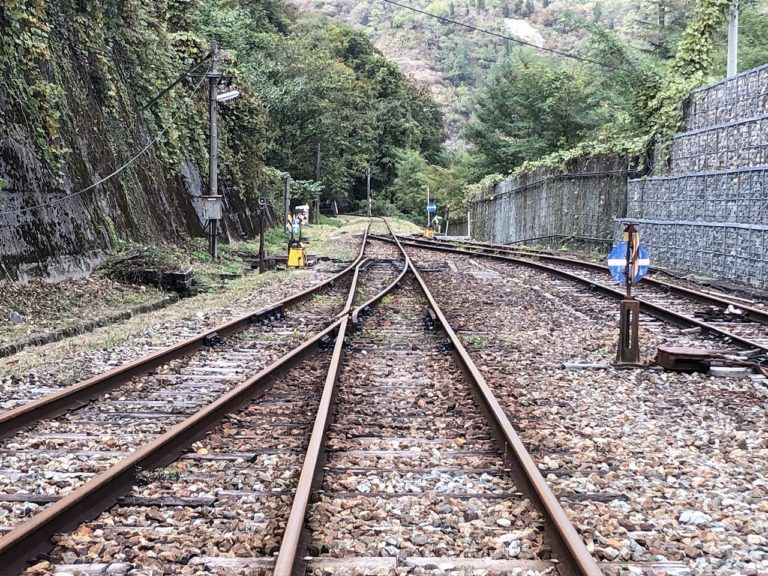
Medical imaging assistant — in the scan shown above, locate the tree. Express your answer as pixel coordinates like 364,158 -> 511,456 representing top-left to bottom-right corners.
463,50 -> 612,173
593,1 -> 603,23
523,0 -> 535,17
388,148 -> 429,217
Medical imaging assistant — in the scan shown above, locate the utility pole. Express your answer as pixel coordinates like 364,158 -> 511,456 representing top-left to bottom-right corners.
258,181 -> 266,273
206,41 -> 222,259
284,175 -> 291,232
426,185 -> 430,229
467,210 -> 471,238
366,166 -> 371,217
727,0 -> 739,78
314,143 -> 321,225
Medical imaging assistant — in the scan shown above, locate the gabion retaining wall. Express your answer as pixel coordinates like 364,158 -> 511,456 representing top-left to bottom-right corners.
684,64 -> 768,131
469,156 -> 630,244
626,64 -> 768,290
626,172 -> 768,289
667,115 -> 768,175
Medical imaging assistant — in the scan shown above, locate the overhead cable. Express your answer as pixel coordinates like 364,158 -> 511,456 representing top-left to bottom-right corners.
0,73 -> 207,218
380,0 -> 626,71
141,50 -> 214,111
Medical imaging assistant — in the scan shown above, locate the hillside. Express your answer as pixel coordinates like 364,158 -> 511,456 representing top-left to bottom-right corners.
0,0 -> 443,279
289,0 -> 696,143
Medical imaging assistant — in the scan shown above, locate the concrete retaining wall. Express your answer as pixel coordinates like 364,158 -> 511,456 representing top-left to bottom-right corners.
468,156 -> 630,244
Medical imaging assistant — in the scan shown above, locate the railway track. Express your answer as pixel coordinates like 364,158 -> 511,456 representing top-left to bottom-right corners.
379,234 -> 768,356
399,235 -> 768,575
9,219 -> 609,575
1,227 -> 375,574
274,222 -> 600,576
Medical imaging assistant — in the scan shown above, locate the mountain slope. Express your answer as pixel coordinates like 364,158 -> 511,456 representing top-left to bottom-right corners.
288,0 -> 695,143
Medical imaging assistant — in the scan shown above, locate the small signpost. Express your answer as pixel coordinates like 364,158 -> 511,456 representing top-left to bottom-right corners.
424,188 -> 437,238
609,222 -> 649,366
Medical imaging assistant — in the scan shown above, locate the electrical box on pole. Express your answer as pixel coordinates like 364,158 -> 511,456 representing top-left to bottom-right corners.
206,41 -> 223,260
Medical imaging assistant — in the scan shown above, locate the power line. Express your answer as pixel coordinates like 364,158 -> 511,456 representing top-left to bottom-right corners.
0,73 -> 208,218
141,50 -> 214,111
380,0 -> 626,71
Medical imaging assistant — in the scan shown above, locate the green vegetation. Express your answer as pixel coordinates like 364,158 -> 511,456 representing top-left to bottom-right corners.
294,0 -> 767,219
463,0 -> 767,175
4,0 -> 767,241
1,0 -> 444,228
465,334 -> 488,347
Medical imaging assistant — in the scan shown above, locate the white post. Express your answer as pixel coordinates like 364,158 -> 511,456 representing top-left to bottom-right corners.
466,210 -> 471,239
366,167 -> 371,217
727,0 -> 739,78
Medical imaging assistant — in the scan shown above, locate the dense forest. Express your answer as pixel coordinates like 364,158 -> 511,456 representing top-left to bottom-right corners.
289,0 -> 768,222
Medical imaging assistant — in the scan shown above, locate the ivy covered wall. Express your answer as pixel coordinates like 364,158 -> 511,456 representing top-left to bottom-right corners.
0,0 -> 445,280
0,1 -> 253,280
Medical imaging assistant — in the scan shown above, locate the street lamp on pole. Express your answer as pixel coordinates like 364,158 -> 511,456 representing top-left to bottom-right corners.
205,41 -> 223,260
204,41 -> 240,260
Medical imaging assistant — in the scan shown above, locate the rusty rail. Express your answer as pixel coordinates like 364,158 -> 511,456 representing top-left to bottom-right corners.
1,224 -> 374,576
351,259 -> 410,325
381,235 -> 768,354
274,228 -> 410,576
387,221 -> 602,576
0,225 -> 370,439
0,321 -> 344,575
274,219 -> 601,576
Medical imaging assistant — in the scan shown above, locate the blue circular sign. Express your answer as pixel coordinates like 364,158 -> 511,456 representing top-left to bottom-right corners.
608,242 -> 650,284
426,201 -> 437,213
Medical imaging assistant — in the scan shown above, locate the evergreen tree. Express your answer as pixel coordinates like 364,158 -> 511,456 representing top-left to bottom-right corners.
593,1 -> 603,22
464,50 -> 611,173
523,0 -> 534,17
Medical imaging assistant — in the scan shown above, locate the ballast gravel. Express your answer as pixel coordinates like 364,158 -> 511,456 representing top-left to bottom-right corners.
412,247 -> 768,576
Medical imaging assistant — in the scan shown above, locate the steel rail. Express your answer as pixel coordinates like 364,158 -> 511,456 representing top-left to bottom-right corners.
273,314 -> 351,576
274,231 -> 410,576
387,222 -> 602,576
0,320 -> 343,575
415,235 -> 768,325
1,230 -> 375,576
276,220 -> 600,576
381,235 -> 768,353
0,225 -> 371,439
351,259 -> 410,325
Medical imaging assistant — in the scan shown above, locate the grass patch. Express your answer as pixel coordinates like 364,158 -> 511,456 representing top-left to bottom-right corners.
465,334 -> 488,348
319,215 -> 346,227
